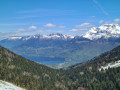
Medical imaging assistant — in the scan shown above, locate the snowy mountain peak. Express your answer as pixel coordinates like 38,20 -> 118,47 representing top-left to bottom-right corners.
8,36 -> 22,40
8,33 -> 74,41
49,33 -> 63,36
47,33 -> 74,39
83,24 -> 120,40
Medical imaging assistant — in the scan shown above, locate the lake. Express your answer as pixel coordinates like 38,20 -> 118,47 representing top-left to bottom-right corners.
23,55 -> 66,64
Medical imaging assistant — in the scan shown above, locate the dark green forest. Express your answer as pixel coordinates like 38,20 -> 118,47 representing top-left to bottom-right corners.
0,46 -> 71,90
0,45 -> 120,90
65,45 -> 120,90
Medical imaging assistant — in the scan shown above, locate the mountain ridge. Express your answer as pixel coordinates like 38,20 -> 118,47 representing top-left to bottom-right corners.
7,33 -> 74,41
5,24 -> 120,41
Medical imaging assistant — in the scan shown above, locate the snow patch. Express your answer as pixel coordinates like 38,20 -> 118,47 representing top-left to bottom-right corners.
8,37 -> 22,40
0,80 -> 25,90
99,60 -> 120,71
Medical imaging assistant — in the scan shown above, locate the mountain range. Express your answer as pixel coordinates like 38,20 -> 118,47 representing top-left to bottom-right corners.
1,24 -> 120,68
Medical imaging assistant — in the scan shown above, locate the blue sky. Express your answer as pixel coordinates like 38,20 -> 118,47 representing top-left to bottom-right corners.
0,0 -> 120,39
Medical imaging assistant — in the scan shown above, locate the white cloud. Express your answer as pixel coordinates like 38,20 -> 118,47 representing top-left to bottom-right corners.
43,23 -> 56,27
13,16 -> 39,19
114,19 -> 120,23
99,20 -> 104,24
79,28 -> 88,30
0,23 -> 28,26
75,23 -> 95,28
69,28 -> 88,32
13,28 -> 25,34
90,16 -> 95,18
98,19 -> 120,25
0,32 -> 10,40
12,26 -> 37,35
17,28 -> 25,31
70,29 -> 78,32
0,26 -> 39,40
29,25 -> 37,29
37,30 -> 43,32
92,0 -> 109,16
57,26 -> 66,28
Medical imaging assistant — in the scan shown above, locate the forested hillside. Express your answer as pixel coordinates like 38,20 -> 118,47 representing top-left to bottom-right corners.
0,46 -> 71,90
65,45 -> 120,90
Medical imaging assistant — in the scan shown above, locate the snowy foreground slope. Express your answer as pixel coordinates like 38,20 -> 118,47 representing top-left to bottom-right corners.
0,80 -> 25,90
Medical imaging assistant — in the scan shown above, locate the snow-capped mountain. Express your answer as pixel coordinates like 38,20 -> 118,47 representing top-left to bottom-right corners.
1,25 -> 120,68
0,33 -> 74,50
8,33 -> 74,41
83,24 -> 120,40
7,24 -> 120,41
8,36 -> 22,40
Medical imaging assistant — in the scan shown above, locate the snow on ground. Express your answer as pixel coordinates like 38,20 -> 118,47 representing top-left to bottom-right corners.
0,80 -> 25,90
99,60 -> 120,71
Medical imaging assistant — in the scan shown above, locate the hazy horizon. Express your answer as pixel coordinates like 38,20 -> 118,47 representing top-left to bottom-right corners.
1,0 -> 120,39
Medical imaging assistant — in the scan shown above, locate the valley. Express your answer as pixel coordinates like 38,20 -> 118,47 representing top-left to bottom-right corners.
0,42 -> 120,89
1,0 -> 120,89
1,24 -> 120,68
